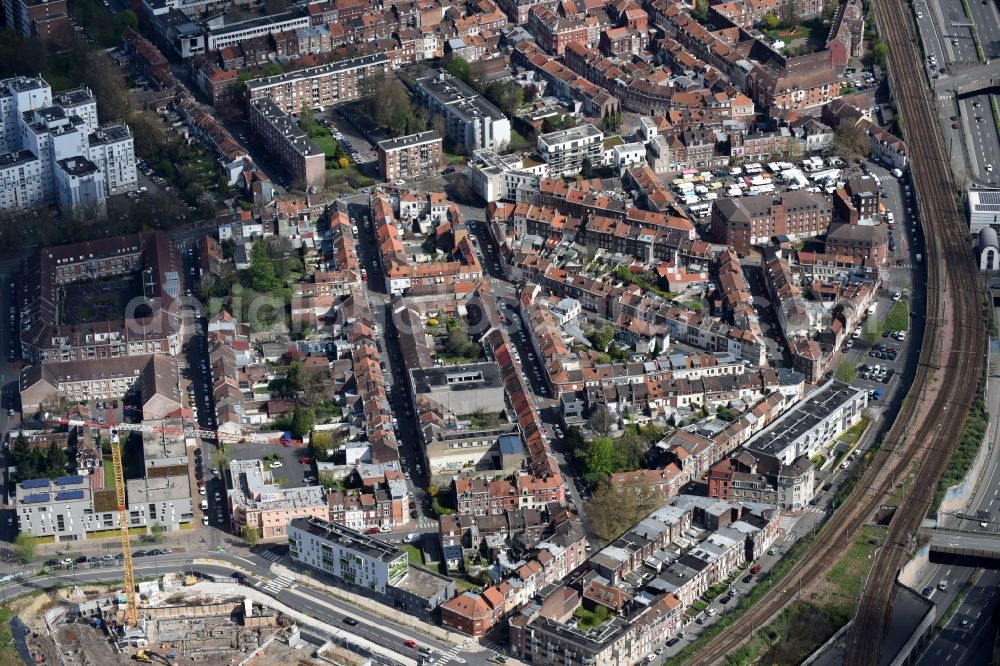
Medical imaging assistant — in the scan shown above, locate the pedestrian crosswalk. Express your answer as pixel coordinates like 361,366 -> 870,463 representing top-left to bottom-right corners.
435,643 -> 463,666
803,506 -> 826,515
779,515 -> 797,533
262,573 -> 295,594
258,550 -> 283,563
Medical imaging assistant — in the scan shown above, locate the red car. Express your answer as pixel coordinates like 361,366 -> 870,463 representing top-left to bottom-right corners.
365,527 -> 380,534
301,456 -> 313,464
405,640 -> 417,649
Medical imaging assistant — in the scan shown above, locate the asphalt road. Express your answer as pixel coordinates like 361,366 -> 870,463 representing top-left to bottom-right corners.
915,569 -> 1000,666
960,94 -> 1000,184
921,0 -> 980,64
967,0 -> 1000,59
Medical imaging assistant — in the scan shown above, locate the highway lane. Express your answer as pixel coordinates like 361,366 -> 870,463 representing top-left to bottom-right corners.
967,0 -> 1000,59
915,569 -> 1000,666
932,0 -> 982,63
959,94 -> 1000,184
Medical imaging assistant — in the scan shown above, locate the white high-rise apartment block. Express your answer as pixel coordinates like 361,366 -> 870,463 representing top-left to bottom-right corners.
0,150 -> 46,210
0,76 -> 137,216
55,157 -> 107,218
87,124 -> 137,196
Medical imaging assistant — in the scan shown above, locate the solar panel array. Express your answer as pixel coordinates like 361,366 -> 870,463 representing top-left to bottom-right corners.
21,479 -> 49,489
56,490 -> 85,501
22,493 -> 50,504
974,190 -> 1000,212
56,475 -> 84,486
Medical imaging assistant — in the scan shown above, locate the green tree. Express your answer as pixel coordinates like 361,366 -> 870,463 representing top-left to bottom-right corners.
311,430 -> 334,450
585,484 -> 660,545
115,9 -> 138,33
261,62 -> 283,77
614,431 -> 648,471
13,533 -> 36,564
243,525 -> 260,547
833,122 -> 870,162
763,13 -> 781,30
835,359 -> 858,383
421,235 -> 439,256
586,436 -> 617,479
872,41 -> 888,68
580,156 -> 594,178
444,55 -> 471,83
564,426 -> 587,456
586,323 -> 615,352
693,0 -> 709,21
319,473 -> 345,491
248,242 -> 278,292
45,440 -> 68,478
589,403 -> 614,436
290,407 -> 315,439
148,522 -> 166,543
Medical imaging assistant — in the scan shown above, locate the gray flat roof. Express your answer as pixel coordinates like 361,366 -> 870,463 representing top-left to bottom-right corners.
411,363 -> 503,394
377,131 -> 441,151
292,516 -> 405,563
414,72 -> 507,122
250,98 -> 322,157
246,53 -> 389,93
538,123 -> 603,147
745,380 -> 863,458
394,563 -> 454,599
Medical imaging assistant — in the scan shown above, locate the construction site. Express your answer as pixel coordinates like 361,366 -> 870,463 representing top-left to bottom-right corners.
12,575 -> 374,666
9,422 -> 381,666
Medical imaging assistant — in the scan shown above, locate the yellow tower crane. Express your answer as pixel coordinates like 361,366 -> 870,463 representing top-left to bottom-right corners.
109,420 -> 138,627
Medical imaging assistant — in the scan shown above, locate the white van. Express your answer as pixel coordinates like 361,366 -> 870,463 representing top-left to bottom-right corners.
200,499 -> 208,510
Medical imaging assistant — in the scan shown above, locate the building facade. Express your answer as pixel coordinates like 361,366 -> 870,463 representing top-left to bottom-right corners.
245,54 -> 391,115
537,124 -> 603,177
377,131 -> 443,181
413,71 -> 511,154
248,98 -> 325,191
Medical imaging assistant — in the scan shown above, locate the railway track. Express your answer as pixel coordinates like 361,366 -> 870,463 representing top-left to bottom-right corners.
843,0 -> 987,662
683,0 -> 986,663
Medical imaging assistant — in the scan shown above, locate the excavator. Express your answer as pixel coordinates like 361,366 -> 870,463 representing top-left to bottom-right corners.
133,648 -> 175,665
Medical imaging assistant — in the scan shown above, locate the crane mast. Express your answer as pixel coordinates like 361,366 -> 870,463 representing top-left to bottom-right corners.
109,422 -> 139,627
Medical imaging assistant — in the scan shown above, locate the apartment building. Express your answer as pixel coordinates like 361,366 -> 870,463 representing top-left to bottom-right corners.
377,131 -> 443,181
289,516 -> 455,618
19,232 -> 181,364
248,98 -> 325,191
0,150 -> 46,210
19,354 -> 181,414
744,380 -> 868,466
527,6 -> 589,56
1,0 -> 70,42
86,124 -> 137,196
54,157 -> 106,218
413,71 -> 511,154
537,123 -> 603,177
226,459 -> 328,542
711,190 -> 832,255
289,516 -> 409,593
245,54 -> 391,115
15,421 -> 193,541
206,8 -> 311,52
0,77 -> 137,214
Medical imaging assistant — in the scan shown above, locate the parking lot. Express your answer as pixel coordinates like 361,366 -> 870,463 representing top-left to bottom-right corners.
229,442 -> 314,488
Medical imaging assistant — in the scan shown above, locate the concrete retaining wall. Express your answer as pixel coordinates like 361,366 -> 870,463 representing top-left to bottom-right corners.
897,544 -> 931,588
